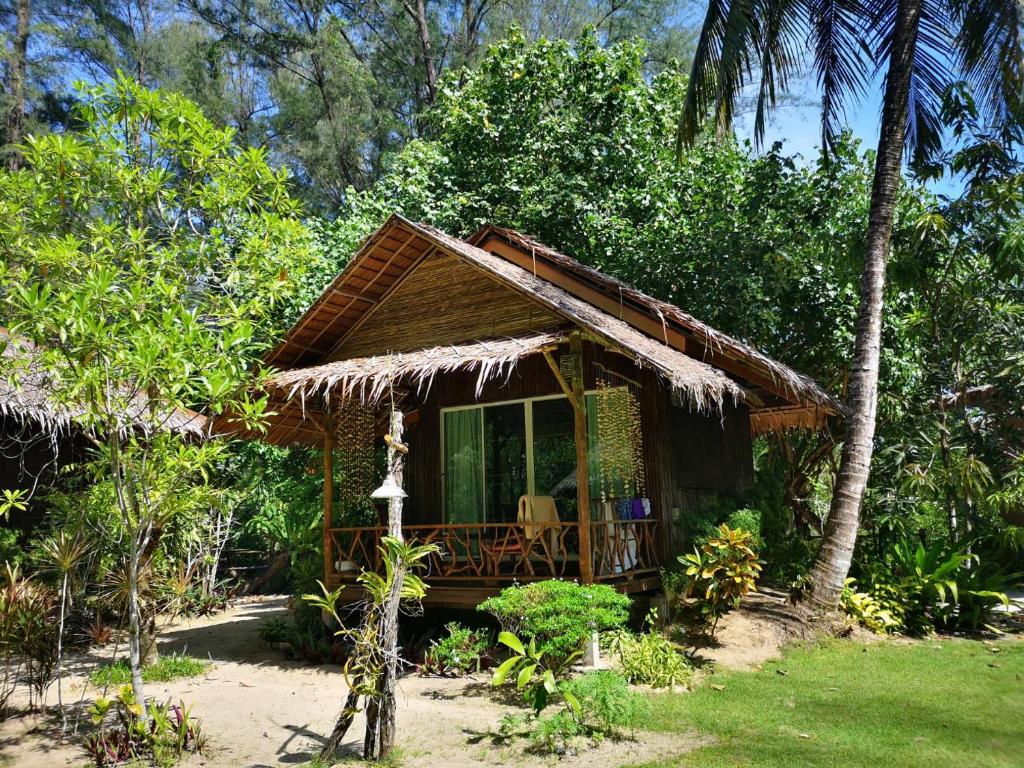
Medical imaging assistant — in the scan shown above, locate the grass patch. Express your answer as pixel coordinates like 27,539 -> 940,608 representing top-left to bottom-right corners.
636,638 -> 1024,768
89,652 -> 211,687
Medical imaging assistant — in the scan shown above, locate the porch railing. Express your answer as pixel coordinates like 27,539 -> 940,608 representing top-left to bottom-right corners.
326,518 -> 659,584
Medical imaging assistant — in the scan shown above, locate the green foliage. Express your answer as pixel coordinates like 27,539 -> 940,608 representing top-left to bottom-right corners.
89,654 -> 211,688
839,581 -> 902,635
0,76 -> 310,705
0,563 -> 58,713
495,666 -> 648,755
602,611 -> 691,688
85,685 -> 205,767
678,525 -> 763,635
491,630 -> 582,716
258,617 -> 293,645
846,537 -> 1019,634
420,622 -> 489,677
305,536 -> 438,696
477,580 -> 630,663
561,670 -> 649,737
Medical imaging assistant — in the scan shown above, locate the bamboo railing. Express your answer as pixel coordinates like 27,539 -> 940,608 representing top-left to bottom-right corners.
326,518 -> 659,585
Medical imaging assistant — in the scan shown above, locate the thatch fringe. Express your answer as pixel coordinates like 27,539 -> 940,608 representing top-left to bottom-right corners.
0,333 -> 207,438
268,332 -> 567,406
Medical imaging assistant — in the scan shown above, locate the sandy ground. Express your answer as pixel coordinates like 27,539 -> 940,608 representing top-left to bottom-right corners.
1,597 -> 707,768
687,586 -> 819,671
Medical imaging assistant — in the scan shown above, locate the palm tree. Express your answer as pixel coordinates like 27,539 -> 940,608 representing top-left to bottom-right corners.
678,0 -> 1023,609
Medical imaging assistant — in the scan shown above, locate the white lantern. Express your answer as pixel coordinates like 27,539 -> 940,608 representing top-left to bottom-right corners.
371,471 -> 407,499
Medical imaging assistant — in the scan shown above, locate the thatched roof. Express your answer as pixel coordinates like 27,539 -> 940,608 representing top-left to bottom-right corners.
0,332 -> 207,438
470,224 -> 837,413
231,215 -> 840,445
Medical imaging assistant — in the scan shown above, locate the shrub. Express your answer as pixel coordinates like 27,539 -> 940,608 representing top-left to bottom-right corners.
478,580 -> 630,662
493,638 -> 647,755
420,622 -> 489,676
844,537 -> 1019,634
0,563 -> 58,712
491,630 -> 581,715
90,653 -> 210,687
603,612 -> 691,688
562,670 -> 648,736
840,580 -> 902,634
678,524 -> 762,636
258,616 -> 292,644
85,685 -> 205,767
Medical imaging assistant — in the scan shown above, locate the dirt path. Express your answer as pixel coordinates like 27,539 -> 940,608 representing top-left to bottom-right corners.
1,597 -> 700,768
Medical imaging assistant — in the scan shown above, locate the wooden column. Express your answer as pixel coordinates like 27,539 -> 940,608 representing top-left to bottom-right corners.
570,334 -> 593,585
543,334 -> 593,584
323,433 -> 335,586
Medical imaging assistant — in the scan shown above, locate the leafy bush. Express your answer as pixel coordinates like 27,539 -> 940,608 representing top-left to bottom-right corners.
603,612 -> 691,688
0,563 -> 58,712
420,622 -> 489,676
90,653 -> 210,687
493,635 -> 647,755
492,630 -> 581,715
562,670 -> 648,736
478,580 -> 631,662
844,537 -> 1019,634
258,616 -> 292,644
85,685 -> 205,767
678,525 -> 762,636
840,580 -> 902,634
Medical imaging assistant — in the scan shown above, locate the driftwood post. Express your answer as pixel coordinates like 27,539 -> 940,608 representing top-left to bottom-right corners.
366,409 -> 406,759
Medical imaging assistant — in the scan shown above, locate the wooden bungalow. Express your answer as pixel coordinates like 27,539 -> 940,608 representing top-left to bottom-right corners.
222,215 -> 839,607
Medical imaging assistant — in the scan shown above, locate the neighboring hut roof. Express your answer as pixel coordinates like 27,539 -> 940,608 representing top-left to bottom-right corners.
242,215 -> 840,445
0,333 -> 207,438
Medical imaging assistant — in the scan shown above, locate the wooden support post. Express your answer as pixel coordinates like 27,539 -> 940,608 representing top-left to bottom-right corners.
570,333 -> 594,585
323,433 -> 335,586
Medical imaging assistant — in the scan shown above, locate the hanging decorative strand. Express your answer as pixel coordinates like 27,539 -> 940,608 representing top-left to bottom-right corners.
594,377 -> 644,500
334,401 -> 377,524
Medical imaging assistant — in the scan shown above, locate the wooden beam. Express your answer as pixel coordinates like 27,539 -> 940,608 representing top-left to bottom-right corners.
542,349 -> 574,400
570,333 -> 594,585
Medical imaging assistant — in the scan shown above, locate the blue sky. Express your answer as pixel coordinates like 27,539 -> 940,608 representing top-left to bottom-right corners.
732,73 -> 965,199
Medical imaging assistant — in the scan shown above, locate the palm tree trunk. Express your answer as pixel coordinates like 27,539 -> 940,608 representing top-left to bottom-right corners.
807,0 -> 922,610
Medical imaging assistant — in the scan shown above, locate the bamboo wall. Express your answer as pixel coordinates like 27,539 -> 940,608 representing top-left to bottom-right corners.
332,252 -> 564,360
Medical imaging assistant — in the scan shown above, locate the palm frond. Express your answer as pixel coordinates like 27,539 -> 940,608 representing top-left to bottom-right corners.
753,0 -> 809,144
948,0 -> 1024,125
808,0 -> 872,151
867,0 -> 954,164
678,0 -> 763,153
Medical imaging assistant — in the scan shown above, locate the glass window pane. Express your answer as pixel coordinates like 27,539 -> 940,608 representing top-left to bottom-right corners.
483,403 -> 526,523
443,409 -> 483,524
531,397 -> 578,521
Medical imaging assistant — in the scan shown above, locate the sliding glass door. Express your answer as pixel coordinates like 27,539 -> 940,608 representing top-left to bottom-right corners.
442,392 -> 619,524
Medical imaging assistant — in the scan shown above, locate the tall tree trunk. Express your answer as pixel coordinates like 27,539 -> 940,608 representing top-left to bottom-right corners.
807,0 -> 921,610
404,0 -> 438,105
127,536 -> 148,716
367,410 -> 405,759
4,0 -> 30,170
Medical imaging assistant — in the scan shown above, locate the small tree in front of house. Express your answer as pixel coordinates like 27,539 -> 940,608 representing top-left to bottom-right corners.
0,75 -> 310,714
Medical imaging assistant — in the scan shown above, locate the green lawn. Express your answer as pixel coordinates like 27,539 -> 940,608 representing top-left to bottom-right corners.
637,638 -> 1024,768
